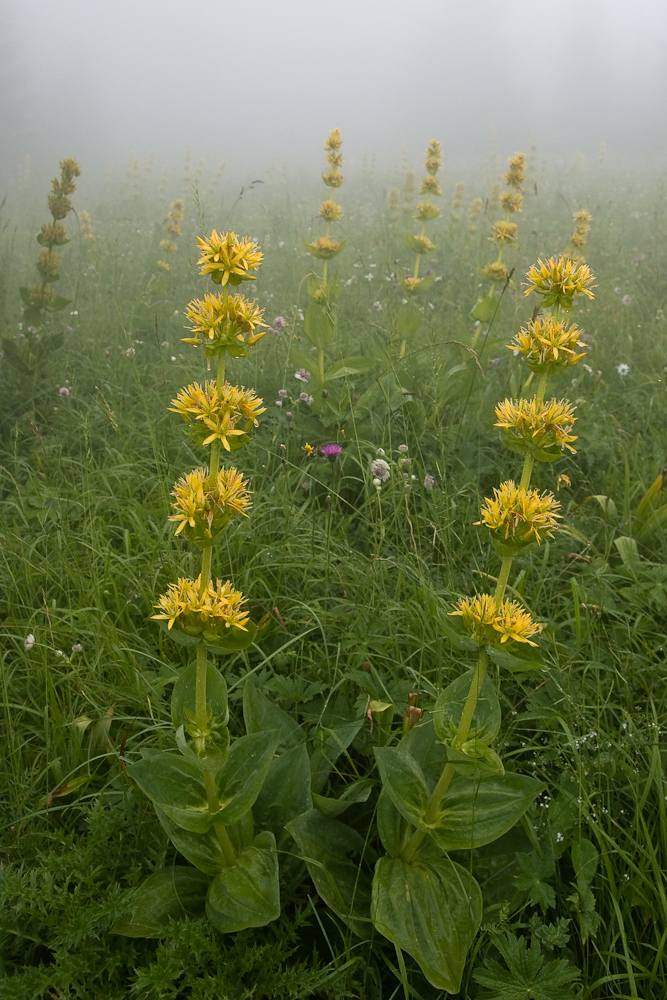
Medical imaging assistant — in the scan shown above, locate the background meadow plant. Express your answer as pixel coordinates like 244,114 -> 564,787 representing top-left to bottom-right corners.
0,147 -> 666,998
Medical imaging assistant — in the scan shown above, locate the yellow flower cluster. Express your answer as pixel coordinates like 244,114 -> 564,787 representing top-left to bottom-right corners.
183,291 -> 266,358
508,316 -> 587,375
39,221 -> 68,247
305,236 -> 344,259
319,199 -> 344,222
170,381 -> 265,451
322,128 -> 344,185
495,397 -> 578,460
423,139 -> 443,178
477,480 -> 561,551
404,233 -> 436,255
169,466 -> 251,546
524,255 -> 595,311
196,230 -> 263,286
500,191 -> 523,214
449,594 -> 540,647
37,249 -> 60,279
420,175 -> 441,197
152,576 -> 250,638
492,220 -> 518,245
414,201 -> 441,222
503,153 -> 525,191
484,261 -> 509,283
568,209 -> 593,260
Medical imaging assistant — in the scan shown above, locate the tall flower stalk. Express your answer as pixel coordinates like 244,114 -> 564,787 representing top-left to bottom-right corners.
20,158 -> 81,326
471,151 -> 525,342
367,254 -> 596,992
396,139 -> 443,355
115,231 -> 285,939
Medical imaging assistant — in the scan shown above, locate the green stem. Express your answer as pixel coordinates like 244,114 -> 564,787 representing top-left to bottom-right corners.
401,648 -> 489,862
518,371 -> 548,491
494,555 -> 514,604
319,347 -> 325,383
194,642 -> 208,754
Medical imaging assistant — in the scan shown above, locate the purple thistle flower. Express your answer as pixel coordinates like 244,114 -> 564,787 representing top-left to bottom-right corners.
423,474 -> 435,490
272,316 -> 287,329
319,443 -> 342,461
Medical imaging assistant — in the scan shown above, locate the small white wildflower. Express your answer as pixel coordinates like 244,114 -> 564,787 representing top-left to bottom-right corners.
397,444 -> 409,454
372,301 -> 383,311
365,273 -> 374,281
617,363 -> 630,377
614,286 -> 622,294
375,448 -> 385,456
55,649 -> 64,657
621,294 -> 632,306
71,643 -> 83,653
24,634 -> 35,651
372,477 -> 382,489
370,458 -> 391,482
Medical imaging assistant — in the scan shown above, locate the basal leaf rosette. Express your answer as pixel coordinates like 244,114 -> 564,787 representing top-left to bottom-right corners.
508,316 -> 587,376
477,481 -> 561,556
169,467 -> 251,547
170,381 -> 265,452
152,576 -> 256,651
183,292 -> 267,359
449,594 -> 541,649
494,397 -> 577,462
304,236 -> 345,260
524,255 -> 595,311
196,230 -> 263,287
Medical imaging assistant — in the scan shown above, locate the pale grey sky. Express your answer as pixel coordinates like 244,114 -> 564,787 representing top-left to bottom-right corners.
2,0 -> 666,179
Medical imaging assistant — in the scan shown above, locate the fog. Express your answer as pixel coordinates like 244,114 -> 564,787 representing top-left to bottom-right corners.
2,0 -> 667,182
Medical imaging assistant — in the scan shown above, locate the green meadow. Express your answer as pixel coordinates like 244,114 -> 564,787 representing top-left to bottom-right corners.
1,144 -> 666,999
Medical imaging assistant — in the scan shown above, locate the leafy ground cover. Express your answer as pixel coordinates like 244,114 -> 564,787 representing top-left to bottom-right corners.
1,148 -> 666,999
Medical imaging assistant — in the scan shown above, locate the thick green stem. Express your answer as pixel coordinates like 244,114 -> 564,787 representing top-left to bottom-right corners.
194,641 -> 208,754
401,648 -> 489,862
494,555 -> 514,604
204,771 -> 237,866
518,371 -> 548,491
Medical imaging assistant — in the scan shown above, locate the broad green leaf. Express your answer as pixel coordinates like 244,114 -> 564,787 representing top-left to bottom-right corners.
243,678 -> 305,750
253,743 -> 313,840
313,778 -> 373,817
310,720 -> 362,794
374,746 -> 431,831
371,853 -> 482,992
396,300 -> 422,339
304,301 -> 336,348
43,293 -> 71,313
486,643 -> 546,673
400,718 -> 446,788
175,723 -> 229,773
376,787 -> 411,857
111,866 -> 210,938
205,620 -> 258,653
323,356 -> 373,381
431,772 -> 546,851
128,753 -> 213,833
206,831 -> 280,933
155,807 -> 228,875
216,730 -> 280,825
1,339 -> 32,375
286,809 -> 374,938
445,738 -> 504,778
614,535 -> 640,572
572,837 -> 598,884
470,293 -> 499,323
433,672 -> 501,744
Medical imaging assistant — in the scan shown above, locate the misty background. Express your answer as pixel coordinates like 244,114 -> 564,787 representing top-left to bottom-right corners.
1,0 -> 667,184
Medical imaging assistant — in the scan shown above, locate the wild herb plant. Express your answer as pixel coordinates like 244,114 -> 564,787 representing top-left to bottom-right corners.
113,229 -> 288,938
286,254 -> 597,994
396,138 -> 443,356
471,151 -> 525,338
